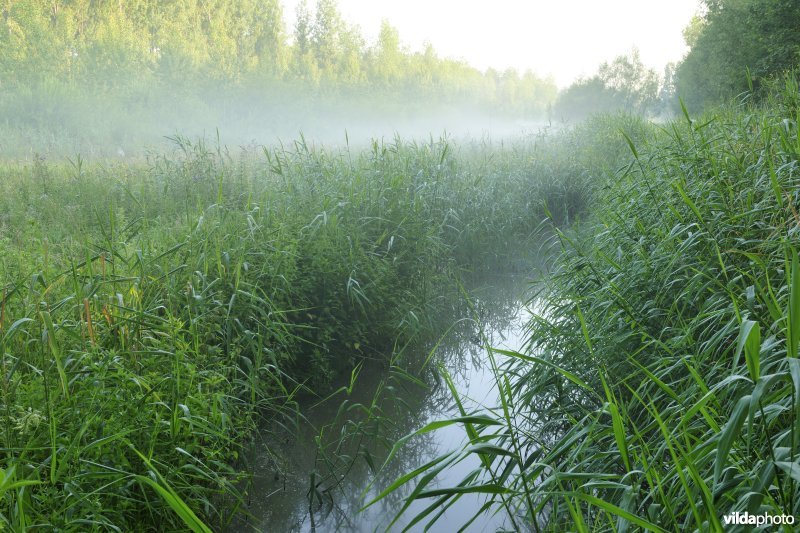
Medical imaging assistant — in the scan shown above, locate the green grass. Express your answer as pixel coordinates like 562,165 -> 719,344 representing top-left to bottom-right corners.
373,76 -> 800,531
0,130 -> 595,529
0,81 -> 725,530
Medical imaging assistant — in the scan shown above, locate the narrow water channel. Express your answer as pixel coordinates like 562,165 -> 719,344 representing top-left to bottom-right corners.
240,274 -> 533,532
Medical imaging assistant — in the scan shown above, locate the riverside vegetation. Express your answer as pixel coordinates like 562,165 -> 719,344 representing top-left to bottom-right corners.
4,82 -> 800,531
5,76 -> 800,530
369,76 -> 800,530
0,130 -> 601,529
3,0 -> 800,531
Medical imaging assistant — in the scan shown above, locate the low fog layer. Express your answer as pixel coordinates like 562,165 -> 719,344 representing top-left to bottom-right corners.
2,85 -> 552,159
3,0 -> 785,159
0,0 -> 558,159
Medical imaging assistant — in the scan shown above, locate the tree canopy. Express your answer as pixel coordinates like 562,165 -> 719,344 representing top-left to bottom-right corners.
674,0 -> 800,111
0,0 -> 556,118
553,49 -> 660,121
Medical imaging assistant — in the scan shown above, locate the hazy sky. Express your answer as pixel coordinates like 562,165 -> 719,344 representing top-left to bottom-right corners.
281,0 -> 701,87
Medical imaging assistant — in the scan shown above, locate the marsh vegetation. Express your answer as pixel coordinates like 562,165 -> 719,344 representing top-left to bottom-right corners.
1,0 -> 800,531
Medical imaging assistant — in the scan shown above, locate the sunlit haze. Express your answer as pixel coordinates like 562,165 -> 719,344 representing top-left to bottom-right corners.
282,0 -> 701,87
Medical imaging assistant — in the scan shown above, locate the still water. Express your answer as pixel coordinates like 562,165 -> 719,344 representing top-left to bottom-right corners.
239,275 -> 534,532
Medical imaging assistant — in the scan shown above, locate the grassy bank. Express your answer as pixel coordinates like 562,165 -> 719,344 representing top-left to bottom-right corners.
519,82 -> 800,529
0,131 -> 597,529
374,78 -> 800,530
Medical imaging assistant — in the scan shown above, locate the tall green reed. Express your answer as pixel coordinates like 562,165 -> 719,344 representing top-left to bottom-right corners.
370,78 -> 800,531
0,128 -> 584,529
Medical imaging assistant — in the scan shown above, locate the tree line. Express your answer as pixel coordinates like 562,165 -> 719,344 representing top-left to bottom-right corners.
2,0 -> 796,134
0,0 -> 556,118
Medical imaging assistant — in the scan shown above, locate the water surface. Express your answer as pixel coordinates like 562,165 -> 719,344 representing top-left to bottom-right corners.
240,275 -> 534,532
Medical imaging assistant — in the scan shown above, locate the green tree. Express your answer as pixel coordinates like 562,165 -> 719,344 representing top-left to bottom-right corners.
0,0 -> 559,135
554,49 -> 660,120
370,20 -> 402,86
675,0 -> 800,111
291,0 -> 318,82
311,0 -> 344,80
0,0 -> 73,84
252,0 -> 287,77
553,76 -> 620,121
597,48 -> 659,113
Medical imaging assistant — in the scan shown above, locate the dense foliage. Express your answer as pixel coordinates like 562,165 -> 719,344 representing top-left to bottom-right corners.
521,78 -> 800,530
4,1 -> 800,530
675,0 -> 800,111
0,132 -> 592,529
379,75 -> 800,531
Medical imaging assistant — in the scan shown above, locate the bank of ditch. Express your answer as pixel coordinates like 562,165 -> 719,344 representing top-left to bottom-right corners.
374,76 -> 800,531
0,125 -> 636,530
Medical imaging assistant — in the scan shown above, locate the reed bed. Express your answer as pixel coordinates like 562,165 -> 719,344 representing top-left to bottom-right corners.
0,131 -> 593,529
372,77 -> 800,531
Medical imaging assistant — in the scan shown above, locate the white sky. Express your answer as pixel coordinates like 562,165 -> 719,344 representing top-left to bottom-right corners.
281,0 -> 701,88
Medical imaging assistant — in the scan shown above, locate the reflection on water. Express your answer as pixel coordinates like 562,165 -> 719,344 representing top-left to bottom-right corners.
238,274 -> 534,532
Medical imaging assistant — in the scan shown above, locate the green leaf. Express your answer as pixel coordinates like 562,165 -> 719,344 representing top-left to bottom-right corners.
416,484 -> 512,498
1,317 -> 33,345
0,465 -> 41,499
735,319 -> 760,381
673,179 -> 705,227
129,444 -> 212,533
39,310 -> 69,399
576,304 -> 593,353
775,461 -> 800,483
621,131 -> 639,159
492,348 -> 594,393
600,373 -> 630,471
135,475 -> 213,533
567,491 -> 666,532
714,395 -> 750,485
789,247 -> 800,358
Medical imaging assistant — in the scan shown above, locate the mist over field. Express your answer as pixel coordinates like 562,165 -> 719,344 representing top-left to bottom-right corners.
2,0 -> 800,531
0,0 -> 560,158
2,84 -> 548,159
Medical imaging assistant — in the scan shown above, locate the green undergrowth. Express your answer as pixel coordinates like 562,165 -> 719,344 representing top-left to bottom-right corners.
0,128 -> 611,529
374,77 -> 800,531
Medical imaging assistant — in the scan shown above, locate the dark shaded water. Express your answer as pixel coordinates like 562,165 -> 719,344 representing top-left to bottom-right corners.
239,275 -> 534,532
